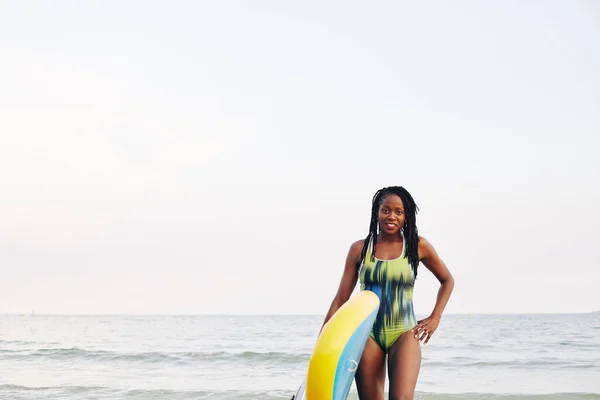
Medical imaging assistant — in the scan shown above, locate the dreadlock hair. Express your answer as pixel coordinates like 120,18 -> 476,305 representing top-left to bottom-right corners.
358,186 -> 421,277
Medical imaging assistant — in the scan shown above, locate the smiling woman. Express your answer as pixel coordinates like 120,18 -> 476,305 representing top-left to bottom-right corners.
320,186 -> 455,400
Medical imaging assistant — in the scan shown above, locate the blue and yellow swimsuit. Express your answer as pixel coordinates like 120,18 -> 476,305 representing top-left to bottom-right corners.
359,235 -> 417,353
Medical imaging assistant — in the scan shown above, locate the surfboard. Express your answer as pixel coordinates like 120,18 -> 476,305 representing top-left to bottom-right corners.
291,376 -> 306,400
291,290 -> 380,400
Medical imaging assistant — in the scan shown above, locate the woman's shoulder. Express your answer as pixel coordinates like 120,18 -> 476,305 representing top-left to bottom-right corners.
351,238 -> 366,249
349,239 -> 366,256
348,239 -> 366,265
417,235 -> 436,258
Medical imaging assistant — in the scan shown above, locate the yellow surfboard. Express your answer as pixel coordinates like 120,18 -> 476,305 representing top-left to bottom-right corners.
292,291 -> 380,400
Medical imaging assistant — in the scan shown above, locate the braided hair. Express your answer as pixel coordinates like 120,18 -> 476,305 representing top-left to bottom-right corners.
358,186 -> 420,277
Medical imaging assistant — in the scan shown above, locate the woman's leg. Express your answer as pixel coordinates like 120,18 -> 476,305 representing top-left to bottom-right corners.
355,337 -> 386,400
387,331 -> 421,400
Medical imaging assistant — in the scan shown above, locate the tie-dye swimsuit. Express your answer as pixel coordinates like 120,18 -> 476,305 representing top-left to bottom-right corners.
358,235 -> 417,353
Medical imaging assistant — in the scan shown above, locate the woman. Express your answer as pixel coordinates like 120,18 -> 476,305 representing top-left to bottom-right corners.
321,186 -> 454,400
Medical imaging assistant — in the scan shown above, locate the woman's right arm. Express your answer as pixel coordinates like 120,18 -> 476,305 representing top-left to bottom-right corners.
319,240 -> 364,334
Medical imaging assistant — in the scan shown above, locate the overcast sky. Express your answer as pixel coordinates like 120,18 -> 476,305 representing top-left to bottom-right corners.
1,1 -> 598,315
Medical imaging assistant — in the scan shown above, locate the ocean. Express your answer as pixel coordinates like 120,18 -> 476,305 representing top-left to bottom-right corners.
0,313 -> 598,400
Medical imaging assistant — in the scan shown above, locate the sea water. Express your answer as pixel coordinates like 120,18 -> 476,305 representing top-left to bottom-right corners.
1,313 -> 598,399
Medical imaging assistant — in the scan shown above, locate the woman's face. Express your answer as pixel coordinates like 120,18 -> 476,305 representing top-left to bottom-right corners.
378,194 -> 405,236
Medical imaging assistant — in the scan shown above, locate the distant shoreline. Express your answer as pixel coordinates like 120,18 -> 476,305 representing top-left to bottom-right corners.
1,312 -> 598,317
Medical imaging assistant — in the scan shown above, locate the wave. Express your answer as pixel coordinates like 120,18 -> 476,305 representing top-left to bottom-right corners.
422,358 -> 599,369
0,339 -> 61,346
412,393 -> 600,400
0,347 -> 310,365
0,385 -> 293,400
0,386 -> 598,400
2,347 -> 597,371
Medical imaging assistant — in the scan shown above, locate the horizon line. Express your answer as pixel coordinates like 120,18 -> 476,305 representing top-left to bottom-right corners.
2,311 -> 598,317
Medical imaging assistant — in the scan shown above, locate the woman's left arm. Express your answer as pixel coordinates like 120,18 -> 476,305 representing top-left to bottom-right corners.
411,236 -> 455,344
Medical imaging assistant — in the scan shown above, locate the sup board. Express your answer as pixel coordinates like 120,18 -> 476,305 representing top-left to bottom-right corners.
291,290 -> 380,400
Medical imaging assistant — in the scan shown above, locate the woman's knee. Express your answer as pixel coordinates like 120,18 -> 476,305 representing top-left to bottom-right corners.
390,395 -> 413,400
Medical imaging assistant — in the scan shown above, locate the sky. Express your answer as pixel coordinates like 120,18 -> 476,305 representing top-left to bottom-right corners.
1,1 -> 599,315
